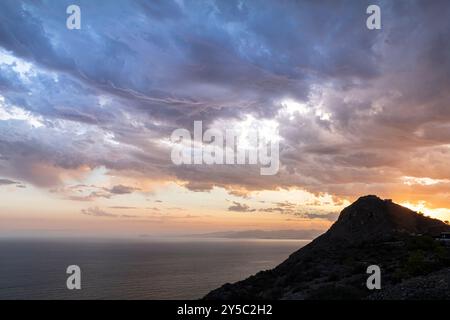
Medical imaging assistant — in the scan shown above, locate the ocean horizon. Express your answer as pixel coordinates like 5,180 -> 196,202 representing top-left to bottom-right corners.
0,238 -> 308,300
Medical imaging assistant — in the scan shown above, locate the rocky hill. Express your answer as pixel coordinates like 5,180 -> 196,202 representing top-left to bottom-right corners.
204,195 -> 450,300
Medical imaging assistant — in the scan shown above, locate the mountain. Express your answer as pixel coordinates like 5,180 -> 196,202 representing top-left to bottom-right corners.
204,195 -> 450,300
186,229 -> 324,240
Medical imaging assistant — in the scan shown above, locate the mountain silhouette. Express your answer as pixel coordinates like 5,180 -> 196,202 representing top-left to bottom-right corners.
316,195 -> 449,245
205,195 -> 450,300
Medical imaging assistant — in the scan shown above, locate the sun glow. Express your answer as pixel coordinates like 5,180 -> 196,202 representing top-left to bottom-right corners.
401,201 -> 450,223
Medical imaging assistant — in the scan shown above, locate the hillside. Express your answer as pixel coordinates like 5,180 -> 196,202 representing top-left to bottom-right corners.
204,195 -> 450,300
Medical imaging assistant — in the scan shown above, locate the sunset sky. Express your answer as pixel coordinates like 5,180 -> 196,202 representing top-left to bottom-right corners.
1,0 -> 450,238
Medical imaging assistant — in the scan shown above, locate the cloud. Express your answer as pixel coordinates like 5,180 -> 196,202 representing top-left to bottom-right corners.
108,184 -> 139,195
0,178 -> 17,185
228,201 -> 256,212
0,177 -> 25,188
81,207 -> 137,218
52,184 -> 141,201
1,1 -> 450,209
81,207 -> 117,218
259,207 -> 284,213
303,212 -> 340,222
227,198 -> 340,221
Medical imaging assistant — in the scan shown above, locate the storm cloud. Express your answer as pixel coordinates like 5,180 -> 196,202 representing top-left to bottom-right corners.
1,0 -> 450,207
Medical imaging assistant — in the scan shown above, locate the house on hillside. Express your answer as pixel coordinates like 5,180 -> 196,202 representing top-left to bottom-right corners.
436,232 -> 450,245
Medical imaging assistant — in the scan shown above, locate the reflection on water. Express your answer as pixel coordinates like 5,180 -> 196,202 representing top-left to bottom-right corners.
0,238 -> 309,299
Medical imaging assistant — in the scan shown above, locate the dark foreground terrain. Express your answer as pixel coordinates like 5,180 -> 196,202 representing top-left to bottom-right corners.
205,195 -> 450,300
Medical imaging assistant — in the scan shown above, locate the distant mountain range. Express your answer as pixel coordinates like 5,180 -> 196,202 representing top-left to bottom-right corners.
187,229 -> 325,240
205,195 -> 450,300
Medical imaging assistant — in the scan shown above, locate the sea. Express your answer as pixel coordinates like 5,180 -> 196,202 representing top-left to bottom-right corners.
0,238 -> 308,300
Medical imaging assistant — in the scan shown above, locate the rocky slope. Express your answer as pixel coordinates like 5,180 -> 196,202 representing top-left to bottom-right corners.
368,267 -> 450,300
204,195 -> 450,300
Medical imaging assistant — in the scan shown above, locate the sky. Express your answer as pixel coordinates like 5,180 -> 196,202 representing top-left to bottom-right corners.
1,0 -> 450,238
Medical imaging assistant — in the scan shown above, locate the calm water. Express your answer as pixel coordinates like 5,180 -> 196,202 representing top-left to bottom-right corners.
0,238 -> 308,300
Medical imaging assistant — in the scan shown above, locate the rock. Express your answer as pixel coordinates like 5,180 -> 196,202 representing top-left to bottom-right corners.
368,267 -> 450,300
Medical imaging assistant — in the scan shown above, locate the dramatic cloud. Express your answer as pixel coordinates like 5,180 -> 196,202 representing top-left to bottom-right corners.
1,0 -> 450,209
